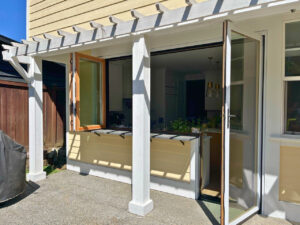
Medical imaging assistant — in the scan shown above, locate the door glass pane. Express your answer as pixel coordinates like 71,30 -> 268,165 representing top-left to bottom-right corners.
230,85 -> 243,130
229,31 -> 259,222
231,36 -> 244,82
79,59 -> 102,126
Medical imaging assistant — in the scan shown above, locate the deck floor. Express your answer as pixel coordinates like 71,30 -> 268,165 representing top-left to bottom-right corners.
0,170 -> 294,225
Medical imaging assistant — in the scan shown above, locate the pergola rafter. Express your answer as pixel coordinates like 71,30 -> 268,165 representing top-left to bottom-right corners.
1,0 -> 287,59
131,9 -> 144,19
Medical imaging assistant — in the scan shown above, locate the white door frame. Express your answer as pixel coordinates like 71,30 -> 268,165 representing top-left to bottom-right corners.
221,20 -> 264,225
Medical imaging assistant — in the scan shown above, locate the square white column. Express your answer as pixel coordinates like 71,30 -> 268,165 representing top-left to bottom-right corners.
26,57 -> 46,182
128,35 -> 153,216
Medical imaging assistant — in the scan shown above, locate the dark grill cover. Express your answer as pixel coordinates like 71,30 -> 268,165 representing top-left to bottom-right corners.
0,130 -> 26,202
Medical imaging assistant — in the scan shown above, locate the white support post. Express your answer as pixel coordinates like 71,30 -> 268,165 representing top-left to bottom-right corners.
26,57 -> 46,182
128,35 -> 153,216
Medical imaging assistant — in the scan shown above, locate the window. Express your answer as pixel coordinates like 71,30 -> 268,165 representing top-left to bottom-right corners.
75,53 -> 106,131
107,46 -> 224,134
284,22 -> 300,134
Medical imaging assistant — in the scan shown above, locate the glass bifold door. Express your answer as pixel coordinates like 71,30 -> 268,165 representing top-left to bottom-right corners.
220,20 -> 262,225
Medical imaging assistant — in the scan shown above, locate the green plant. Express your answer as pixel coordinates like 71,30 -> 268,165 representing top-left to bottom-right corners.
207,115 -> 222,128
169,118 -> 192,133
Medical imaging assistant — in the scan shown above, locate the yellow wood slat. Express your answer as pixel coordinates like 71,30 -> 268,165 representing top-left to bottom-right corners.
30,0 -> 45,7
30,0 -> 168,30
30,0 -> 65,14
30,0 -> 123,21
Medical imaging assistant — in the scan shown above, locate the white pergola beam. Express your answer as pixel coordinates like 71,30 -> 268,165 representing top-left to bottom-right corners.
43,33 -> 59,40
32,36 -> 49,52
57,29 -> 73,37
155,2 -> 168,13
73,25 -> 89,33
22,39 -> 35,45
109,15 -> 124,24
185,0 -> 197,6
16,55 -> 31,64
131,9 -> 144,19
2,53 -> 30,82
129,35 -> 153,216
22,40 -> 38,54
11,42 -> 26,47
89,21 -> 103,29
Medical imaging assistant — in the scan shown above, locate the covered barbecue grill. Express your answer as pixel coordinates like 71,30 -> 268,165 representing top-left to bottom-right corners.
0,130 -> 26,202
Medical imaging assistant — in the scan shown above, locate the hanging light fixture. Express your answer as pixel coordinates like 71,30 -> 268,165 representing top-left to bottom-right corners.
206,81 -> 214,97
206,56 -> 214,98
215,83 -> 221,98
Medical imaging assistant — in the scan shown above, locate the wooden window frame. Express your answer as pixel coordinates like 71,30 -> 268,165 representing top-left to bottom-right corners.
75,52 -> 106,131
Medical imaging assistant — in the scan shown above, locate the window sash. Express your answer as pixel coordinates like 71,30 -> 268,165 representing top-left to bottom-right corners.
284,80 -> 300,134
74,52 -> 106,131
284,22 -> 300,135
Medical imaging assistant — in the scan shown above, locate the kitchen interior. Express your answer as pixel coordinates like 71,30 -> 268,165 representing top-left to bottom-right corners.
107,44 -> 229,200
106,33 -> 259,223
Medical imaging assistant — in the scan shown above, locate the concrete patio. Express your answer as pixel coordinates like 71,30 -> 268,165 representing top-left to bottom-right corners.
0,170 -> 294,225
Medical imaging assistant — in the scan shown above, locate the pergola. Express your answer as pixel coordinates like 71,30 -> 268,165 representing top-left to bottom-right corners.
1,0 -> 297,217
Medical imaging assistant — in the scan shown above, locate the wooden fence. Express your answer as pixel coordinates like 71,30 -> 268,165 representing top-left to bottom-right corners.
0,80 -> 65,151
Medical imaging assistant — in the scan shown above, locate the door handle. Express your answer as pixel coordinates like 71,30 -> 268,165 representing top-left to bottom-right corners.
227,109 -> 236,128
229,114 -> 236,118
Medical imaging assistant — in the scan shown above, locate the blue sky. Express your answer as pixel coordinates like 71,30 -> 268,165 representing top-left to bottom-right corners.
0,0 -> 26,42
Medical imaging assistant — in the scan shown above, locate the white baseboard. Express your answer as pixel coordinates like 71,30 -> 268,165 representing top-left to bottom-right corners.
67,159 -> 197,199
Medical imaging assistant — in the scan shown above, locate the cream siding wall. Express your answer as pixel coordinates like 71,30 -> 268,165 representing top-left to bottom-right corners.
67,131 -> 192,182
28,0 -> 208,38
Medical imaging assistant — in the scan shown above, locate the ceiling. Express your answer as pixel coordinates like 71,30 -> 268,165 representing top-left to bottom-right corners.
151,46 -> 223,73
109,45 -> 223,74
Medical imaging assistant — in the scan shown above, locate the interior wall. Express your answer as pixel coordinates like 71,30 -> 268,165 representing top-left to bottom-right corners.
109,62 -> 123,111
151,68 -> 166,127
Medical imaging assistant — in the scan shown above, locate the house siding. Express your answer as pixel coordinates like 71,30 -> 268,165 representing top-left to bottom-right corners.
67,131 -> 192,182
28,0 -> 208,38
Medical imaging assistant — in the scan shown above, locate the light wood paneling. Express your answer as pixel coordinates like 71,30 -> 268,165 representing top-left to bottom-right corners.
67,132 -> 191,182
279,146 -> 300,204
28,0 -> 208,37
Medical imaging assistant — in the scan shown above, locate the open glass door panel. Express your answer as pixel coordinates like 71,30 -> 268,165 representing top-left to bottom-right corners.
221,21 -> 261,225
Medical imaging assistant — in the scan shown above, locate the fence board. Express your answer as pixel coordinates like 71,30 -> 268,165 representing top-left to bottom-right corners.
0,80 -> 65,151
